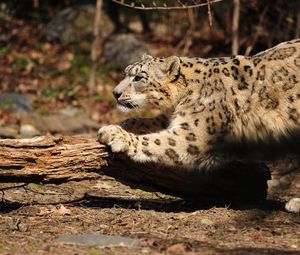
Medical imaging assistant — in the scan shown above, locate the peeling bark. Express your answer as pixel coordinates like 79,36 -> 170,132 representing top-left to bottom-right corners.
0,136 -> 107,183
0,135 -> 270,203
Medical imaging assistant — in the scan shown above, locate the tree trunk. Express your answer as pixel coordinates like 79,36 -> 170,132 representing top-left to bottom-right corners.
232,0 -> 240,55
88,0 -> 103,115
0,135 -> 270,203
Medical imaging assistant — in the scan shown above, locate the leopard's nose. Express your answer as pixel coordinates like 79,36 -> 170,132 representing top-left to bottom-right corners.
113,91 -> 121,100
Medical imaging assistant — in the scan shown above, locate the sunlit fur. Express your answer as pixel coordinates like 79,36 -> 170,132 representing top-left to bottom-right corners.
100,40 -> 300,169
98,40 -> 300,212
113,54 -> 184,112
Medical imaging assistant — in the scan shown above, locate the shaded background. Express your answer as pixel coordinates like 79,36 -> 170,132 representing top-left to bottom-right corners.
0,0 -> 299,138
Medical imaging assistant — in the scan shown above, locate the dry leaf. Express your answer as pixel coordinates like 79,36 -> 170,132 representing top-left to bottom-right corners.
37,207 -> 52,216
52,205 -> 71,216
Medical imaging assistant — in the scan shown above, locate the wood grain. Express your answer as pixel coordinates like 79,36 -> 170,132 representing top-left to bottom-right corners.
0,135 -> 270,202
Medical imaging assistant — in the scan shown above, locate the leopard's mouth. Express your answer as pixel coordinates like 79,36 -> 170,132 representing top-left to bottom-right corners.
116,100 -> 137,112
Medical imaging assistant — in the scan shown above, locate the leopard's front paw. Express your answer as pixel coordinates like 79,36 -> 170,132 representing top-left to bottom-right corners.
97,125 -> 131,153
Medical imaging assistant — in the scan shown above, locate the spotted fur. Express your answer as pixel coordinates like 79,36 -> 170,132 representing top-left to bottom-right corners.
98,39 -> 300,170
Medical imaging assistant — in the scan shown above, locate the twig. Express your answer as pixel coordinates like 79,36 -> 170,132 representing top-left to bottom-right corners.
110,0 -> 223,10
0,184 -> 27,202
207,0 -> 212,26
0,184 -> 27,191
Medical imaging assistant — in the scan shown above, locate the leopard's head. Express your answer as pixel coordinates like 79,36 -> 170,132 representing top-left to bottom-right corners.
113,54 -> 182,112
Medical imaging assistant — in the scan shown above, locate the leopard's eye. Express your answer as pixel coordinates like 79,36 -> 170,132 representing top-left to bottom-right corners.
133,76 -> 143,82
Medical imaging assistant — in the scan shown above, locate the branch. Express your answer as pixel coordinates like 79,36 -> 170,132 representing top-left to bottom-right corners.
110,0 -> 224,10
176,8 -> 198,54
207,0 -> 213,26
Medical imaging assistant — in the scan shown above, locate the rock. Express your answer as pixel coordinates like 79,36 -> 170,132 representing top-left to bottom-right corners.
268,176 -> 292,192
19,124 -> 41,138
58,107 -> 79,117
103,33 -> 149,70
43,5 -> 114,44
166,243 -> 186,255
18,110 -> 100,134
0,93 -> 32,112
285,197 -> 300,213
267,179 -> 280,192
279,176 -> 292,189
57,233 -> 139,247
38,114 -> 83,133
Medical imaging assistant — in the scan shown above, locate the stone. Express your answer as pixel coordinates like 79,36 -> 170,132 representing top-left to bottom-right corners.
43,5 -> 114,44
285,197 -> 300,213
166,243 -> 186,255
58,107 -> 79,117
18,111 -> 100,134
267,179 -> 280,192
57,233 -> 139,247
279,176 -> 292,189
103,33 -> 149,70
268,176 -> 292,192
0,93 -> 32,112
19,124 -> 41,138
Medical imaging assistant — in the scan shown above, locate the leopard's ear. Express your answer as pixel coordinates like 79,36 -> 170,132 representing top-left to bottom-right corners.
142,53 -> 154,62
124,64 -> 133,74
165,56 -> 180,77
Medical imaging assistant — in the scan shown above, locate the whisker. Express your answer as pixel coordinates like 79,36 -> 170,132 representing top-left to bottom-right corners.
130,103 -> 137,109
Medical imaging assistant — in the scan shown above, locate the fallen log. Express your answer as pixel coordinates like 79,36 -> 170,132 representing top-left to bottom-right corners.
0,135 -> 270,203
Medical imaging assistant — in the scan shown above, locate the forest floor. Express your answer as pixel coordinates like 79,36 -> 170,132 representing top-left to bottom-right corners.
0,168 -> 299,255
1,16 -> 300,255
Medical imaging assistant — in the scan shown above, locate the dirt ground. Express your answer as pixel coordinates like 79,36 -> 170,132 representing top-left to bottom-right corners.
0,163 -> 299,255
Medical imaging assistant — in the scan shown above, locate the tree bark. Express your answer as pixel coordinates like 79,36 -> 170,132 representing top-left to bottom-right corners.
0,135 -> 270,203
88,0 -> 103,115
0,135 -> 107,183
